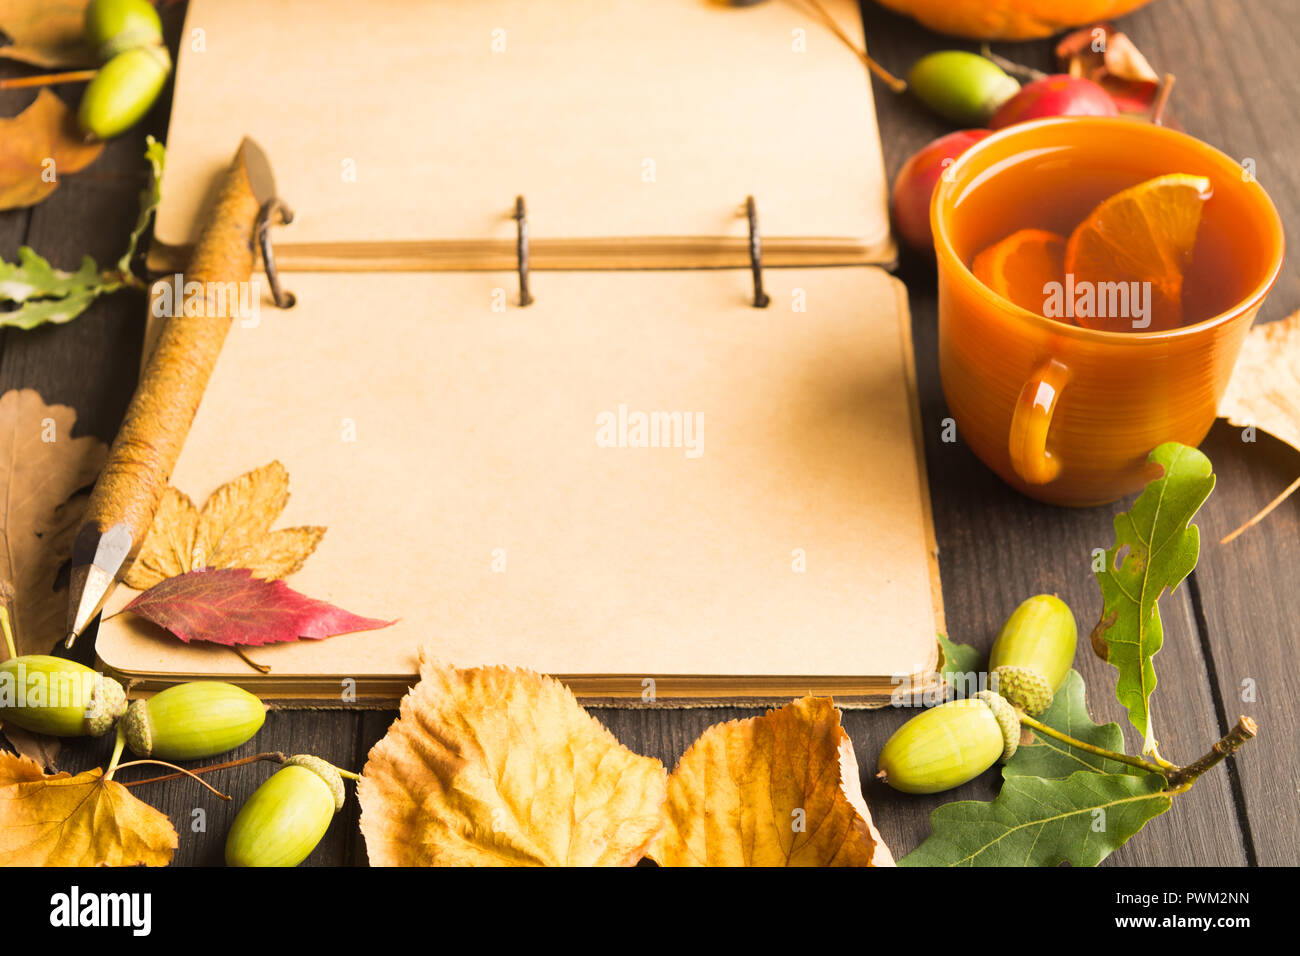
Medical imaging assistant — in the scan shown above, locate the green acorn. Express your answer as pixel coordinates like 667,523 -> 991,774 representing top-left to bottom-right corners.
989,594 -> 1078,716
876,691 -> 1019,794
123,681 -> 267,760
83,0 -> 164,62
225,755 -> 346,868
907,51 -> 1020,125
77,44 -> 172,140
0,655 -> 126,737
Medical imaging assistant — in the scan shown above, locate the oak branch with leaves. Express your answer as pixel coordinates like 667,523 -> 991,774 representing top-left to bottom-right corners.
0,136 -> 163,329
901,443 -> 1257,866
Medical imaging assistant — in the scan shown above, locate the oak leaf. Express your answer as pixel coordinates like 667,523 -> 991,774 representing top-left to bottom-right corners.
649,696 -> 892,867
1218,311 -> 1300,541
358,655 -> 668,866
0,90 -> 104,212
125,461 -> 325,589
1091,442 -> 1213,753
0,722 -> 60,769
123,567 -> 394,647
0,388 -> 107,657
0,0 -> 95,69
0,751 -> 177,865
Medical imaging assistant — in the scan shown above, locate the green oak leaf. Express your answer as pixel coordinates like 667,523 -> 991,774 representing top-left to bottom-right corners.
938,633 -> 982,697
0,248 -> 100,304
1004,671 -> 1138,779
0,137 -> 164,331
1092,442 -> 1214,753
117,135 -> 166,275
899,769 -> 1171,866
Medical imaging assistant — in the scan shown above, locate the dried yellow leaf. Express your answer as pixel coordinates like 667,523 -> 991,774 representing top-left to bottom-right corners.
649,696 -> 892,866
1220,311 -> 1300,453
199,461 -> 291,564
212,527 -> 327,582
1218,311 -> 1300,542
358,654 -> 668,866
0,752 -> 177,866
125,460 -> 325,587
124,488 -> 201,589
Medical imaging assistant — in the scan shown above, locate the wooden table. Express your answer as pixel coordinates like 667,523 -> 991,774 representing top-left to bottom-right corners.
2,0 -> 1295,866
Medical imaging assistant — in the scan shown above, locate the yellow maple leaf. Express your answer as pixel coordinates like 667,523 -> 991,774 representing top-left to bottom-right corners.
358,654 -> 668,866
0,752 -> 177,865
649,696 -> 893,867
1218,311 -> 1300,542
125,461 -> 325,589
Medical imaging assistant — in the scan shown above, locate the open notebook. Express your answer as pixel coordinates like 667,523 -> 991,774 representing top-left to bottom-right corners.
95,268 -> 942,703
148,0 -> 893,272
98,0 -> 945,704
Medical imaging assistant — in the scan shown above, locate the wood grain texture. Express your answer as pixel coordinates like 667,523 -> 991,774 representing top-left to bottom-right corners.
3,0 -> 1295,867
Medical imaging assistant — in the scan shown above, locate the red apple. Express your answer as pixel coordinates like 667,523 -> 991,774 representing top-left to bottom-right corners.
989,75 -> 1118,129
891,129 -> 991,253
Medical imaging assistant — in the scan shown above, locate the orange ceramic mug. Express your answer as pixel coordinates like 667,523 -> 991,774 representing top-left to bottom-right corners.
933,117 -> 1285,506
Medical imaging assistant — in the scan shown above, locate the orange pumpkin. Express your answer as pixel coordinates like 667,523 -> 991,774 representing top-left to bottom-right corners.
872,0 -> 1157,41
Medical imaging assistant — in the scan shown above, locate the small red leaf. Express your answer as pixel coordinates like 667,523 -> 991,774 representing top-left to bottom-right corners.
123,568 -> 394,647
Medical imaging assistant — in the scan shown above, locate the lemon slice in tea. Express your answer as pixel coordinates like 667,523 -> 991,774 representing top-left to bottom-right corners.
972,228 -> 1067,316
1064,173 -> 1212,332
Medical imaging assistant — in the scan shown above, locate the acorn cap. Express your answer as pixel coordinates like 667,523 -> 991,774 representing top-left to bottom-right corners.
992,664 -> 1055,716
284,754 -> 346,812
85,676 -> 127,737
975,690 -> 1020,762
123,698 -> 152,755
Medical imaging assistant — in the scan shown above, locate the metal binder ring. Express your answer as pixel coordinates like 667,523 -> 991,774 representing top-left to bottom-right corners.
746,195 -> 770,309
515,195 -> 534,307
253,198 -> 296,309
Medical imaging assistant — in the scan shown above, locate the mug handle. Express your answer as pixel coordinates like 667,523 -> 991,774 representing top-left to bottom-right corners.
1009,358 -> 1071,485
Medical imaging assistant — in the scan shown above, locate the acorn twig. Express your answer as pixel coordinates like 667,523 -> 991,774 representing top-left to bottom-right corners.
1221,475 -> 1300,544
1019,714 -> 1169,776
0,69 -> 97,91
119,751 -> 288,789
979,44 -> 1047,83
1165,717 -> 1258,790
111,759 -> 234,800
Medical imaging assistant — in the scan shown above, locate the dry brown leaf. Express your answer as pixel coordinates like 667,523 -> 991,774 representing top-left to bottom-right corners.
0,0 -> 96,69
1218,311 -> 1300,541
358,654 -> 668,866
124,461 -> 325,588
1056,23 -> 1161,115
649,696 -> 892,867
1220,311 -> 1300,452
0,721 -> 60,769
0,388 -> 106,656
0,751 -> 177,865
0,90 -> 105,212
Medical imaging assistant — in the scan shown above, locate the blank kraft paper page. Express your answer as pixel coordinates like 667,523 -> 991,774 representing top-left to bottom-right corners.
95,267 -> 940,699
151,0 -> 893,269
